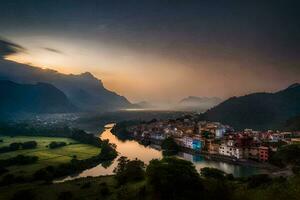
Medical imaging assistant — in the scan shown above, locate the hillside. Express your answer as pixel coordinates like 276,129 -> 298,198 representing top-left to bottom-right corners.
0,59 -> 131,111
284,115 -> 300,131
0,80 -> 76,114
202,84 -> 300,130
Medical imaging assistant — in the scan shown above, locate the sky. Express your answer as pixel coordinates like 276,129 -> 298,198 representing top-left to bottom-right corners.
0,0 -> 299,103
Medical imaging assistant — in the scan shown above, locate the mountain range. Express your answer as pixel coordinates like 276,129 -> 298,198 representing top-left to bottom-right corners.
0,59 -> 132,112
202,83 -> 300,130
178,96 -> 222,112
0,80 -> 76,114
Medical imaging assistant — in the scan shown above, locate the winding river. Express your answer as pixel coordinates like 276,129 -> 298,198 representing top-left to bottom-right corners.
60,124 -> 268,181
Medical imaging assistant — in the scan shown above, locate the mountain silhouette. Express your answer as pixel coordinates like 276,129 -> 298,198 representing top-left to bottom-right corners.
0,80 -> 76,114
202,84 -> 300,130
0,59 -> 131,111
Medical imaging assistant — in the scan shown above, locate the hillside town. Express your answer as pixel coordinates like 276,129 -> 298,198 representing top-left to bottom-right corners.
125,117 -> 300,162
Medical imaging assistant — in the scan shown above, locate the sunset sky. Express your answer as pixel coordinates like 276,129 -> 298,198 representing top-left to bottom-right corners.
0,1 -> 299,103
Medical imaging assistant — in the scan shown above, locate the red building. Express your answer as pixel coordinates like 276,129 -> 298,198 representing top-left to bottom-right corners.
258,146 -> 269,162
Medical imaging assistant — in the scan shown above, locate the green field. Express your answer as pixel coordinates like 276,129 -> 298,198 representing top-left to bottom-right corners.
0,135 -> 101,176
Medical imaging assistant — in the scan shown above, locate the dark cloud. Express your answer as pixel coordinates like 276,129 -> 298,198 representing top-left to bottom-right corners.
0,38 -> 25,58
43,47 -> 63,54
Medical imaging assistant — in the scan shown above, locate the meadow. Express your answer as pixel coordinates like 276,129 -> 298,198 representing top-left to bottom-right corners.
0,135 -> 101,176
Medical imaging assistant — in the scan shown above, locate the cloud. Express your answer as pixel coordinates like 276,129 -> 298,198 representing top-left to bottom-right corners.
43,47 -> 63,54
0,38 -> 25,58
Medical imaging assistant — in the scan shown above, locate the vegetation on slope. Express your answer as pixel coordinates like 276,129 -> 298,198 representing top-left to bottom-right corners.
1,156 -> 300,200
202,83 -> 300,130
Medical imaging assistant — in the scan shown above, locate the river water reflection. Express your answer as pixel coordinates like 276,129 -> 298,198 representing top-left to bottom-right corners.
61,124 -> 268,181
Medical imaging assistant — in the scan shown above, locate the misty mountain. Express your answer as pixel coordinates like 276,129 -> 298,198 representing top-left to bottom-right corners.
0,59 -> 131,111
0,80 -> 76,114
178,96 -> 222,112
132,101 -> 155,109
202,84 -> 300,130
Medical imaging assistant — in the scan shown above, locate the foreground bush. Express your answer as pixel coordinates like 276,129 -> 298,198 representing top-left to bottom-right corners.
146,157 -> 203,200
161,137 -> 179,156
114,156 -> 145,185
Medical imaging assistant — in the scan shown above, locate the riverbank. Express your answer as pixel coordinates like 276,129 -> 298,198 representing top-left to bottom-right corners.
126,134 -> 280,173
1,161 -> 299,200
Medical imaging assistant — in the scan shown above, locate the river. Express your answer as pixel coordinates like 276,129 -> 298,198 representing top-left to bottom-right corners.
60,124 -> 268,181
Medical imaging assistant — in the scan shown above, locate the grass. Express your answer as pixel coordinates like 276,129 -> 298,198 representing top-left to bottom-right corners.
0,175 -> 150,200
0,135 -> 101,176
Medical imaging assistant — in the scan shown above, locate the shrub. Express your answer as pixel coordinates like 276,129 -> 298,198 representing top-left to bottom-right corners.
33,168 -> 54,182
21,141 -> 37,149
11,189 -> 36,200
9,142 -> 22,151
0,155 -> 38,167
58,191 -> 73,200
99,183 -> 110,196
0,166 -> 8,175
81,182 -> 91,189
161,137 -> 179,156
247,174 -> 272,188
114,156 -> 145,185
270,144 -> 300,167
146,157 -> 203,200
49,141 -> 67,149
201,167 -> 226,180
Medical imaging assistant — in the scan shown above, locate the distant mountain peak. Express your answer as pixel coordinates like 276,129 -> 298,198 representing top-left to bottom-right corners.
0,59 -> 132,111
80,72 -> 95,78
180,96 -> 222,103
287,83 -> 300,89
132,101 -> 154,108
178,96 -> 222,112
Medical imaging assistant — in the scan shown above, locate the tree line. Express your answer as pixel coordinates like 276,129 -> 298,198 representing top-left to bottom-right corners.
0,141 -> 37,153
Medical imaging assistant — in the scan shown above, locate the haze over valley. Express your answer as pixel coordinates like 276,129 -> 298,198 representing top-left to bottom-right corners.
0,1 -> 300,200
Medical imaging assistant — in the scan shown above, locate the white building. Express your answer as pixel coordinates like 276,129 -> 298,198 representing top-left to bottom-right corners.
219,144 -> 243,159
215,127 -> 226,138
150,133 -> 166,140
181,136 -> 193,149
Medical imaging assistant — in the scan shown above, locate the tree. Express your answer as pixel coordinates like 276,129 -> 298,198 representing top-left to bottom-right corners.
49,141 -> 67,149
99,182 -> 110,196
0,166 -> 8,175
146,157 -> 203,200
12,189 -> 36,200
247,174 -> 272,188
114,156 -> 145,185
9,142 -> 21,151
58,191 -> 73,200
201,167 -> 226,180
99,140 -> 117,160
21,141 -> 37,149
270,144 -> 300,167
161,137 -> 179,156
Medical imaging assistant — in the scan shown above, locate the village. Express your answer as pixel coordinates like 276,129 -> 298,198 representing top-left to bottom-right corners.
126,117 -> 300,163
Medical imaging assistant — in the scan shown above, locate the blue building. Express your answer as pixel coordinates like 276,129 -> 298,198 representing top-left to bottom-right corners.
192,139 -> 202,151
